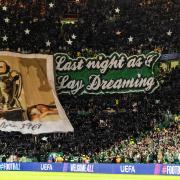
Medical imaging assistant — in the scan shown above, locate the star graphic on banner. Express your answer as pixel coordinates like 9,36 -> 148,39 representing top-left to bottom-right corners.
46,40 -> 51,47
137,49 -> 142,54
166,30 -> 172,36
2,35 -> 8,41
115,7 -> 120,14
42,137 -> 48,141
49,2 -> 55,8
4,17 -> 10,23
2,6 -> 7,11
66,39 -> 73,45
24,28 -> 30,34
116,31 -> 121,35
137,73 -> 141,78
71,34 -> 77,39
148,37 -> 153,42
128,36 -> 133,42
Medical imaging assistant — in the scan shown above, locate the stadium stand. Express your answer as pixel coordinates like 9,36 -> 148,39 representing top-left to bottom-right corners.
0,0 -> 179,164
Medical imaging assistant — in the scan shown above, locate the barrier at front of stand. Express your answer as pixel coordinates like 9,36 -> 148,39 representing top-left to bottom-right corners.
0,162 -> 179,176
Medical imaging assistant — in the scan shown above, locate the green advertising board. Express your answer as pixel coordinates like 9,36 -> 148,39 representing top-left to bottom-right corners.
55,52 -> 160,95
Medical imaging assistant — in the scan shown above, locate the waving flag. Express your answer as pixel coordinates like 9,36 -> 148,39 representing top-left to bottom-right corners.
0,51 -> 73,134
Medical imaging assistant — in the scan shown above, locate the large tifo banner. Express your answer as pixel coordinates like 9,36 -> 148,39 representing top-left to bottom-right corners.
0,52 -> 73,134
0,163 -> 179,176
55,51 -> 160,95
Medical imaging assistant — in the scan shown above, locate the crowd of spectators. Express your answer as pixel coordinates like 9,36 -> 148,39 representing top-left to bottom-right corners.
0,0 -> 179,164
0,66 -> 179,163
